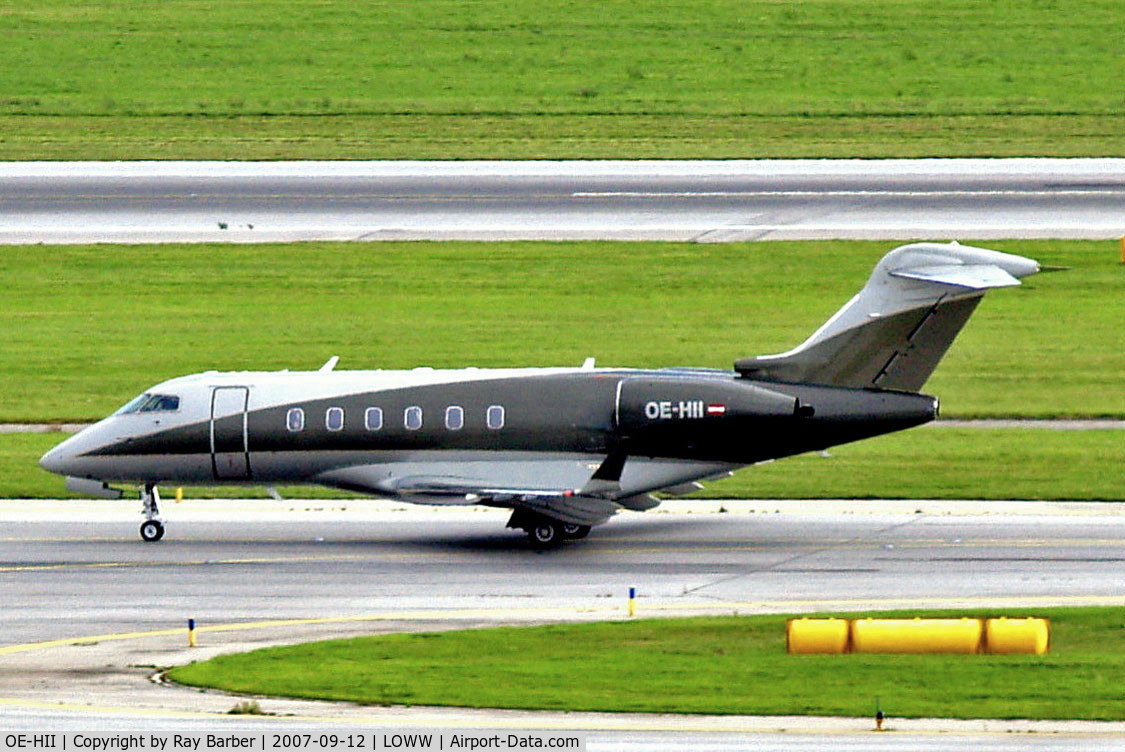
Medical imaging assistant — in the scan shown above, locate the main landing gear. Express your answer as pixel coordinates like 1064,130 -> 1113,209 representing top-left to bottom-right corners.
140,483 -> 165,542
561,522 -> 591,540
507,509 -> 591,549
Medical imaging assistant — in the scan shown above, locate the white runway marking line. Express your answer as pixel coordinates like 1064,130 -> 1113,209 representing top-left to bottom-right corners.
572,189 -> 1125,198
0,553 -> 378,573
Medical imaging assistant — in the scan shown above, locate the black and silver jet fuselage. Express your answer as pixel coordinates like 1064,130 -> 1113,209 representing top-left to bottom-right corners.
39,242 -> 1040,545
40,366 -> 938,497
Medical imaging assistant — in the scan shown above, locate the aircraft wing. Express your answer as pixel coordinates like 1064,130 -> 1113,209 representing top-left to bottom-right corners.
389,473 -> 661,525
315,462 -> 592,502
311,452 -> 739,528
312,454 -> 677,526
512,493 -> 623,526
318,468 -> 625,525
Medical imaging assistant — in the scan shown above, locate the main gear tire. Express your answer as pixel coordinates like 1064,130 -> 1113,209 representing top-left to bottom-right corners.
529,519 -> 563,549
561,523 -> 591,540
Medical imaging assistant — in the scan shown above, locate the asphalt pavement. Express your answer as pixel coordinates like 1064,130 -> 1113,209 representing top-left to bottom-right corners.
3,499 -> 1125,750
1,158 -> 1122,243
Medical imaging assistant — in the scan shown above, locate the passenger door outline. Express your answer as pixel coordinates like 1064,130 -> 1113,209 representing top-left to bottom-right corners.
211,386 -> 251,480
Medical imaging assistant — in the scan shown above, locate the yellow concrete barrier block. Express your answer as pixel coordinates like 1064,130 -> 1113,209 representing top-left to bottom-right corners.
985,617 -> 1050,655
851,618 -> 983,654
786,617 -> 849,654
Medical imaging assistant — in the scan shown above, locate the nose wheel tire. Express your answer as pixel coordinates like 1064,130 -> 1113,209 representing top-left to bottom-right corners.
140,519 -> 165,542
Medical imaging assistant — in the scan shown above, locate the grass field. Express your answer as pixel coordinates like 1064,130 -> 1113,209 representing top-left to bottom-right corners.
14,428 -> 1125,501
166,607 -> 1125,720
4,114 -> 1124,161
2,240 -> 1121,422
2,1 -> 1123,158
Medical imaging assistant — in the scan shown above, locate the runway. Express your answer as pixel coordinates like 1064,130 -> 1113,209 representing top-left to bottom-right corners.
3,498 -> 1125,749
1,158 -> 1123,244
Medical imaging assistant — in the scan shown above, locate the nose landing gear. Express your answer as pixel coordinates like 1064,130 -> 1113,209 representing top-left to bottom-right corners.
140,483 -> 165,542
140,518 -> 165,542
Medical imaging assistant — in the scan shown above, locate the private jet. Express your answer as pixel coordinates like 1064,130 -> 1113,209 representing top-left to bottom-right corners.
40,242 -> 1039,546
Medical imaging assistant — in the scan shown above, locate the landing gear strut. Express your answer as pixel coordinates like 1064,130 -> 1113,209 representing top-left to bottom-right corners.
140,483 -> 164,542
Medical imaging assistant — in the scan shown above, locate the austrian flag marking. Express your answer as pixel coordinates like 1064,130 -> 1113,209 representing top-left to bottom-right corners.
641,400 -> 726,420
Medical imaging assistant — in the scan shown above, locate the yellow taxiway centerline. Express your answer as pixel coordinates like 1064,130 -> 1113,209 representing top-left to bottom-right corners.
7,593 -> 1125,656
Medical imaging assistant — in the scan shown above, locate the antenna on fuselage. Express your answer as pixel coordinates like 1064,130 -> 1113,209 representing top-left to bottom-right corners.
319,355 -> 340,372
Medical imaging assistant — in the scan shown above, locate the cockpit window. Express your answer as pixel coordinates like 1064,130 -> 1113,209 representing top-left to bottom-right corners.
114,393 -> 181,415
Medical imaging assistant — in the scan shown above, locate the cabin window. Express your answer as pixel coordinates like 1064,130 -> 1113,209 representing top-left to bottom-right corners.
405,406 -> 423,430
286,407 -> 305,432
364,407 -> 383,431
486,405 -> 505,430
326,406 -> 345,432
445,405 -> 464,431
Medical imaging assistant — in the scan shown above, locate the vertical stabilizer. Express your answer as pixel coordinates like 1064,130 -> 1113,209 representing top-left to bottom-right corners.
734,242 -> 1039,391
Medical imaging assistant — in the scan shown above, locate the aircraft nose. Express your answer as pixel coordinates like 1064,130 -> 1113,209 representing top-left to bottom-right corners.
39,436 -> 78,476
39,444 -> 66,475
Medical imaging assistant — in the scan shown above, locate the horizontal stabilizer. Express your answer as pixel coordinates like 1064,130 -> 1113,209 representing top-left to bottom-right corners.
890,263 -> 1020,290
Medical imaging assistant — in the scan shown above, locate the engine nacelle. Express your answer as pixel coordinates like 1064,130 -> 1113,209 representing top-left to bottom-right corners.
615,376 -> 799,459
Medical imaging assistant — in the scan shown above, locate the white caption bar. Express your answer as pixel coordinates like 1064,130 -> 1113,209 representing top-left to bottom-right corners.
0,733 -> 586,752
